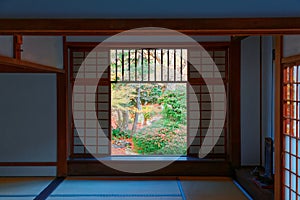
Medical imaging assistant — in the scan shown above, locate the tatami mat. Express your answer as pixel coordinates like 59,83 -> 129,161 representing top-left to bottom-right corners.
47,195 -> 182,200
0,177 -> 54,199
0,177 -> 249,200
179,178 -> 248,200
48,197 -> 182,200
0,197 -> 35,200
50,178 -> 182,199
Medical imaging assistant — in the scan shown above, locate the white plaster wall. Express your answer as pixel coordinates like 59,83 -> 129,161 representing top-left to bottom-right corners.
241,36 -> 261,166
283,35 -> 300,57
0,74 -> 57,176
0,36 -> 13,57
261,36 -> 274,167
22,36 -> 63,69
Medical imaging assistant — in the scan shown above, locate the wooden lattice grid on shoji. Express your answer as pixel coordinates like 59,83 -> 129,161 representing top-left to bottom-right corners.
282,64 -> 300,200
187,46 -> 228,159
71,48 -> 111,157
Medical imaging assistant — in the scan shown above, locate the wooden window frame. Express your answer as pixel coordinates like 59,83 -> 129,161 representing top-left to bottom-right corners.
66,42 -> 233,174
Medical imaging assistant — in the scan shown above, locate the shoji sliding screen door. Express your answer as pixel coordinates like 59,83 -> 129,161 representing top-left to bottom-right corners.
282,63 -> 300,200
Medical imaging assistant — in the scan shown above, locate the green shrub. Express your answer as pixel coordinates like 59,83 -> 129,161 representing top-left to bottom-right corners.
159,86 -> 187,128
132,125 -> 187,155
112,128 -> 131,140
157,133 -> 187,155
132,129 -> 167,154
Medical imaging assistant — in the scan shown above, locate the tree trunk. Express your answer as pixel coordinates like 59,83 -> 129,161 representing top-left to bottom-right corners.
143,115 -> 148,125
122,110 -> 129,131
132,85 -> 141,134
117,109 -> 122,129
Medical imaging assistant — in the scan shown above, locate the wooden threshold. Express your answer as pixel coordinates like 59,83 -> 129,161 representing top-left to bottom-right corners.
64,176 -> 232,180
67,159 -> 232,176
0,55 -> 64,73
1,18 -> 300,35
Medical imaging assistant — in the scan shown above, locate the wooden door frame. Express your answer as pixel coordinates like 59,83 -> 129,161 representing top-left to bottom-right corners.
274,36 -> 283,200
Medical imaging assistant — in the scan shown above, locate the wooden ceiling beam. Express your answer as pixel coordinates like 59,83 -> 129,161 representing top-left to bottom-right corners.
0,55 -> 64,73
0,18 -> 300,35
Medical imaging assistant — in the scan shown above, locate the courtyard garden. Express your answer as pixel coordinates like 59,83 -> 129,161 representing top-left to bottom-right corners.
111,83 -> 187,155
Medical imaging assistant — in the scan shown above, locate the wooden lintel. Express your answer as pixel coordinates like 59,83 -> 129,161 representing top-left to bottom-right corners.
0,55 -> 64,73
0,18 -> 300,35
